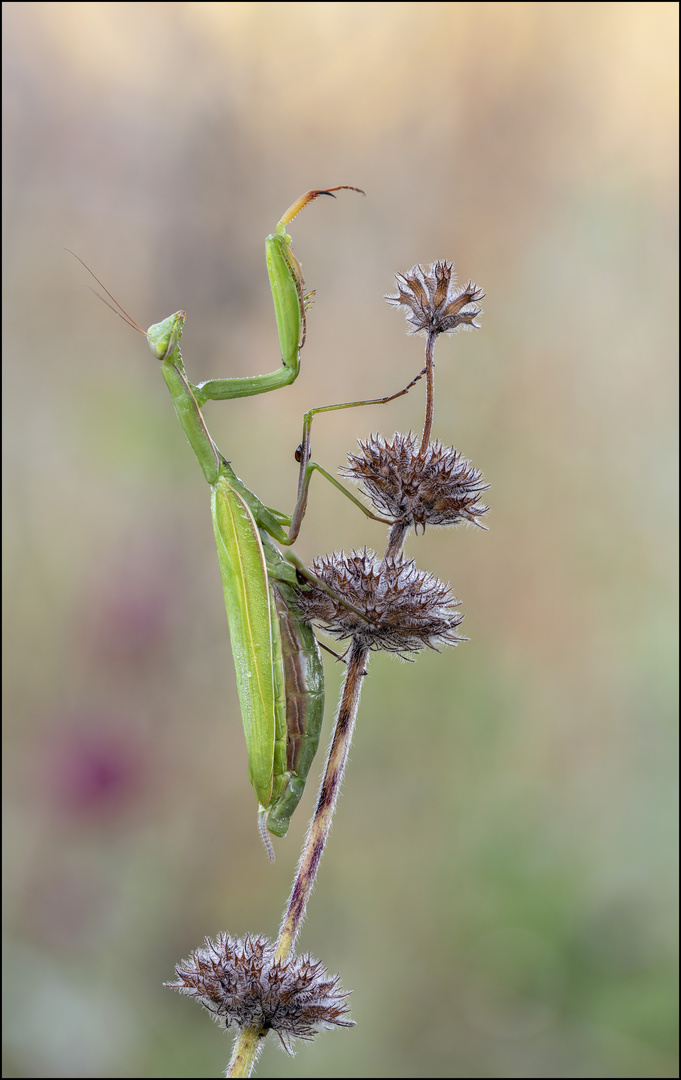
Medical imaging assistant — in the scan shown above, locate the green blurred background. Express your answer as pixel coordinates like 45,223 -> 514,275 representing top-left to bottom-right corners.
3,3 -> 677,1077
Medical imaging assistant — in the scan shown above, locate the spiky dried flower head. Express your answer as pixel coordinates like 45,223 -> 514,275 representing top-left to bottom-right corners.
385,260 -> 484,336
341,432 -> 489,534
166,933 -> 353,1053
296,549 -> 465,653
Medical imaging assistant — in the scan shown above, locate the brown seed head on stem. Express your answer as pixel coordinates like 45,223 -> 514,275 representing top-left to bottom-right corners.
341,432 -> 489,535
166,933 -> 354,1054
386,261 -> 484,451
385,261 -> 484,337
295,549 -> 466,654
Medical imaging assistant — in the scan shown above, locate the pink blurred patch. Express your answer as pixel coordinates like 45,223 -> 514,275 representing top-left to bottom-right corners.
45,714 -> 148,820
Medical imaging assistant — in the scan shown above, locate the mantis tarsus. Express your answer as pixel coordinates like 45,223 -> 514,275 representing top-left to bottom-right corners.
75,189 -> 424,856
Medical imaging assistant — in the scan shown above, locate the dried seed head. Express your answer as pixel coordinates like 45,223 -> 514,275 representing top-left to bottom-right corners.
166,933 -> 354,1053
296,549 -> 465,653
341,432 -> 489,534
385,261 -> 484,336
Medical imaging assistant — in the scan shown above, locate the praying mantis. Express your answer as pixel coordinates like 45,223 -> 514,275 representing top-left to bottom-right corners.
77,188 -> 422,855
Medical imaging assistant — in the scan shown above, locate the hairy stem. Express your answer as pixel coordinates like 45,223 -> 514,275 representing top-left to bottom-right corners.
419,331 -> 437,455
385,519 -> 409,560
226,1023 -> 266,1078
275,638 -> 369,961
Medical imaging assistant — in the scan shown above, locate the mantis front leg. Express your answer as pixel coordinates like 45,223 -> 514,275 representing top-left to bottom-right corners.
191,186 -> 364,407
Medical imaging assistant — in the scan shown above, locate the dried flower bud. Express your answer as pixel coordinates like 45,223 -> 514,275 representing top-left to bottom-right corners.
341,432 -> 489,534
296,549 -> 465,653
166,933 -> 353,1052
385,261 -> 484,336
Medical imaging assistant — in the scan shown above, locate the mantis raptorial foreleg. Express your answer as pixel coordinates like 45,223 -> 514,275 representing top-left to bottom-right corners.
190,186 -> 364,406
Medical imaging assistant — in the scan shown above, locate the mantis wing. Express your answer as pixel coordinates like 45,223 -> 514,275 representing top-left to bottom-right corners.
265,580 -> 325,838
211,475 -> 277,809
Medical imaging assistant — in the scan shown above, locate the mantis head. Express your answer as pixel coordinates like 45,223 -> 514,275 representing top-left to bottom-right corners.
147,311 -> 186,361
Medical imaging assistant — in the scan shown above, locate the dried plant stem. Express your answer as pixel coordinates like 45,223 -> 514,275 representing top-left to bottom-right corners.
419,331 -> 437,455
384,519 -> 409,560
276,638 -> 370,961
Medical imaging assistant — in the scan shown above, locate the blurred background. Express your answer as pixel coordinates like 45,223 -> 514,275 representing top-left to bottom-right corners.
3,3 -> 677,1077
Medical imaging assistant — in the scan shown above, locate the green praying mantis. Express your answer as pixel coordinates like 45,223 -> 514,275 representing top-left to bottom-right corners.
76,188 -> 423,855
